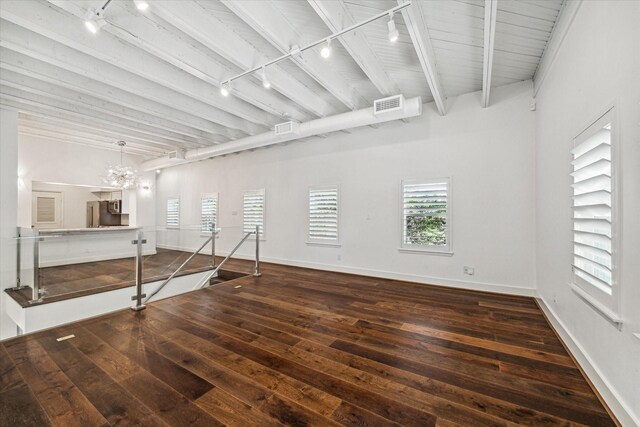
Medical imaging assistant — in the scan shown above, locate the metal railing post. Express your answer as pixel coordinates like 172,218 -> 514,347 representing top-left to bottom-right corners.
31,229 -> 42,303
254,225 -> 261,277
131,229 -> 146,311
211,223 -> 216,268
16,227 -> 21,289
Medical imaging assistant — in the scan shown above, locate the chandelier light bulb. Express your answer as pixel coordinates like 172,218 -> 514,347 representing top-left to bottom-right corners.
84,8 -> 106,34
320,38 -> 332,59
388,13 -> 399,42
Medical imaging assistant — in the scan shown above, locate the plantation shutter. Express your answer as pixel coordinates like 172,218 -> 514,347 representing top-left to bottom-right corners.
572,125 -> 613,294
167,198 -> 180,228
201,193 -> 218,232
243,190 -> 264,237
308,187 -> 338,241
37,197 -> 56,222
402,179 -> 449,248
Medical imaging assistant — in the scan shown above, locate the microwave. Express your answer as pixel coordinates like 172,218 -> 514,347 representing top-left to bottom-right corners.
107,200 -> 121,214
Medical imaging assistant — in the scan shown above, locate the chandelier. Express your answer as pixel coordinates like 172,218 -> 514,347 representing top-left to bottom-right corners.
103,141 -> 139,189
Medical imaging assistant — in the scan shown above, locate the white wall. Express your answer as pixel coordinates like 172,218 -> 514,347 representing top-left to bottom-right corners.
156,81 -> 537,295
0,108 -> 19,339
18,134 -> 156,229
534,1 -> 640,424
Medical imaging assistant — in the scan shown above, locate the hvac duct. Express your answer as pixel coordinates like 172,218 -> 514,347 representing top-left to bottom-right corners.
142,96 -> 422,171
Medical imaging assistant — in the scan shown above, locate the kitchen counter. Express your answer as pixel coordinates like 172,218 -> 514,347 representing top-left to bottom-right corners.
37,226 -> 141,235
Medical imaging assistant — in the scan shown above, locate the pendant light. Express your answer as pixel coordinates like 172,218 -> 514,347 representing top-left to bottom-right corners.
388,12 -> 399,42
320,38 -> 332,59
103,141 -> 139,189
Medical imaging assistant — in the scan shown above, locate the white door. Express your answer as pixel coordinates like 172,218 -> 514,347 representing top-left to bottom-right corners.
32,191 -> 63,229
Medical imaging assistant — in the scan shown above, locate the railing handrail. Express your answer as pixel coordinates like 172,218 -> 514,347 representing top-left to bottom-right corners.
142,232 -> 215,304
193,231 -> 254,290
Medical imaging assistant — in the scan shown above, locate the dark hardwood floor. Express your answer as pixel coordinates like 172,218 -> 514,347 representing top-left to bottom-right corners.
7,248 -> 217,307
0,261 -> 616,426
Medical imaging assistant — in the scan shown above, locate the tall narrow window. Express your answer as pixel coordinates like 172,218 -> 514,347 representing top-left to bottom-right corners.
308,186 -> 339,243
401,178 -> 450,252
243,189 -> 265,238
167,197 -> 180,228
571,108 -> 617,310
201,193 -> 218,232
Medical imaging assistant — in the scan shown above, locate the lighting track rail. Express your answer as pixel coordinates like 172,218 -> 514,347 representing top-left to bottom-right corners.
220,1 -> 412,93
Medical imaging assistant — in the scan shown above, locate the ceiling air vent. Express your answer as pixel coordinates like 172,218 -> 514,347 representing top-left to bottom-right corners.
274,121 -> 300,136
167,150 -> 185,160
373,94 -> 404,115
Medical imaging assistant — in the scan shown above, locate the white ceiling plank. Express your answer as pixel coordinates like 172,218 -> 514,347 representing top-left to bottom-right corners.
19,115 -> 182,153
0,21 -> 248,140
220,0 -> 367,111
82,0 -> 309,124
0,69 -> 221,145
17,112 -> 189,152
0,50 -> 231,143
0,93 -> 204,150
0,0 -> 269,134
307,0 -> 399,97
398,0 -> 447,115
482,0 -> 498,108
148,0 -> 338,118
533,0 -> 582,96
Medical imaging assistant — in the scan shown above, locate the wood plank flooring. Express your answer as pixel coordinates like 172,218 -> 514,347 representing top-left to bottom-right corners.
0,261 -> 616,426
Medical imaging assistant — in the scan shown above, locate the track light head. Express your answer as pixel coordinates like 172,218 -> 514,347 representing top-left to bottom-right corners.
220,81 -> 230,97
261,68 -> 271,89
84,8 -> 106,34
133,0 -> 149,11
320,38 -> 332,59
388,12 -> 399,42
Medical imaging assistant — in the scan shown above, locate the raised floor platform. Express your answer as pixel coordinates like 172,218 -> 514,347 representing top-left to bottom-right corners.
0,261 -> 616,426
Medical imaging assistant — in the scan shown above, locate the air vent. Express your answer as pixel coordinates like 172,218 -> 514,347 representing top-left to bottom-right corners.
274,121 -> 299,136
167,150 -> 185,160
373,94 -> 404,115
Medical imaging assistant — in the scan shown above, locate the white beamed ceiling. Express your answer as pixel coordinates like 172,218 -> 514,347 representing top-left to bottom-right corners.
0,0 -> 565,160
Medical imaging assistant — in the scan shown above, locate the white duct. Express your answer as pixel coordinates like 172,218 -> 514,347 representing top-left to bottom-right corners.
142,96 -> 422,171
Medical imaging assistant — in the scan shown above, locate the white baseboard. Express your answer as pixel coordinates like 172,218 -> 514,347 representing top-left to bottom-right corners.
536,297 -> 638,427
211,250 -> 536,297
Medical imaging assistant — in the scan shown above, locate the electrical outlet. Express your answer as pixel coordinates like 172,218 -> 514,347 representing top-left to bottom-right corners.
463,266 -> 475,276
337,254 -> 342,261
231,211 -> 238,216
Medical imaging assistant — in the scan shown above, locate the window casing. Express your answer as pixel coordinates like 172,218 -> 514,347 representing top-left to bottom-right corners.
201,193 -> 218,233
166,197 -> 180,228
401,178 -> 451,253
571,107 -> 619,314
243,189 -> 265,238
308,186 -> 339,243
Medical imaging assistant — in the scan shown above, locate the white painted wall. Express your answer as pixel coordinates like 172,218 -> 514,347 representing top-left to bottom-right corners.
156,81 -> 537,295
534,1 -> 640,425
0,108 -> 19,339
18,134 -> 156,229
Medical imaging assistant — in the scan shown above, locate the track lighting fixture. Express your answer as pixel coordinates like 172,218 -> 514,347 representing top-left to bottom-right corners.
320,38 -> 332,59
133,0 -> 149,11
261,67 -> 271,89
84,7 -> 107,34
388,12 -> 399,42
220,81 -> 230,97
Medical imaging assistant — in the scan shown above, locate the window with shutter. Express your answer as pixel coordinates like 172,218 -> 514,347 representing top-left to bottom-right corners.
571,109 -> 617,304
167,197 -> 180,228
401,178 -> 450,252
201,193 -> 218,232
308,186 -> 339,242
243,190 -> 265,238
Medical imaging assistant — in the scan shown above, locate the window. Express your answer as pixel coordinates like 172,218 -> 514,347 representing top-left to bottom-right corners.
32,191 -> 63,229
308,186 -> 339,243
571,108 -> 618,313
243,189 -> 265,238
167,197 -> 180,228
401,178 -> 451,253
201,193 -> 218,232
